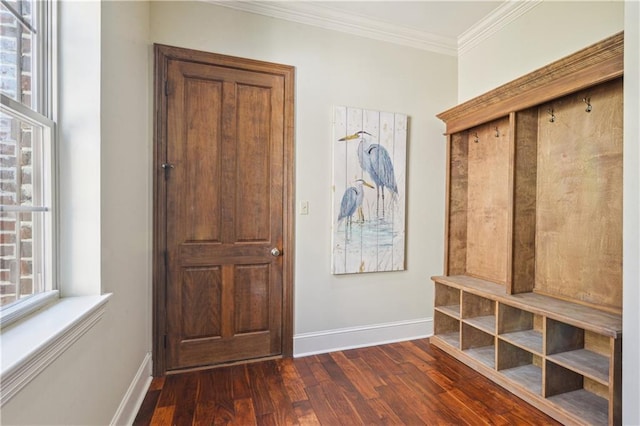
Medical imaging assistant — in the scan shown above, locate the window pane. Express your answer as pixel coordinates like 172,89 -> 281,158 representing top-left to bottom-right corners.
0,1 -> 36,110
0,110 -> 50,307
3,0 -> 33,26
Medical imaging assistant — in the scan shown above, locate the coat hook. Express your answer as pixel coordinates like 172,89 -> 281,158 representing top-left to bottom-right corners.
495,127 -> 500,137
473,132 -> 479,143
583,97 -> 592,112
548,108 -> 555,123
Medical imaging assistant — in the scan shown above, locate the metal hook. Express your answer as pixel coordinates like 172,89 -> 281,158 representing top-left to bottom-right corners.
473,132 -> 479,143
583,97 -> 592,112
548,108 -> 555,123
495,127 -> 500,138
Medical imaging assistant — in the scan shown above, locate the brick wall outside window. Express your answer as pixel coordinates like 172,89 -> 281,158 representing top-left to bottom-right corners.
0,3 -> 34,307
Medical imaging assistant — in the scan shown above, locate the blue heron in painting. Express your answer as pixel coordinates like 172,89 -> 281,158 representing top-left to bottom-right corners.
339,131 -> 398,216
338,178 -> 374,226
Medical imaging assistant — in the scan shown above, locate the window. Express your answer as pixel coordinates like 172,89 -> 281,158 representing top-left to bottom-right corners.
0,0 -> 55,320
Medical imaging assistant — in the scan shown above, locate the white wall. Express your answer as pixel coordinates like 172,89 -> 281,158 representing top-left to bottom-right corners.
0,1 -> 152,424
457,1 -> 638,423
57,0 -> 102,295
623,1 -> 640,424
150,2 -> 455,351
458,1 -> 624,102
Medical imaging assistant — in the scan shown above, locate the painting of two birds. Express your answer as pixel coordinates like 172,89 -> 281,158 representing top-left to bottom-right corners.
332,106 -> 407,274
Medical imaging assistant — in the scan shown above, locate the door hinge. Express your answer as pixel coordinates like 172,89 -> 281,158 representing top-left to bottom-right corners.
164,80 -> 169,96
164,334 -> 167,348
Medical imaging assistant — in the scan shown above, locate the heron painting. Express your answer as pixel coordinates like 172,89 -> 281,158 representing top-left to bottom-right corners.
338,178 -> 375,226
332,106 -> 407,274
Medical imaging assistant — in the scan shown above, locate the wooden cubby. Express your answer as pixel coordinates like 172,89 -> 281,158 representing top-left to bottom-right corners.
461,323 -> 495,369
498,339 -> 543,396
431,32 -> 623,425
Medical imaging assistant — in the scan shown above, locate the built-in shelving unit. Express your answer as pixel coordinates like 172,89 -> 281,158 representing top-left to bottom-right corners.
431,32 -> 623,426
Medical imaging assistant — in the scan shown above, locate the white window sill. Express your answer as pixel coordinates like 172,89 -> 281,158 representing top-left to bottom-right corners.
0,294 -> 112,406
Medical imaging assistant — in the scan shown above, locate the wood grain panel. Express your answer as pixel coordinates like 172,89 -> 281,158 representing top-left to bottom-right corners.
497,340 -> 532,371
437,32 -> 623,134
446,133 -> 468,275
544,361 -> 583,398
181,267 -> 222,339
466,117 -> 510,284
236,84 -> 272,242
461,323 -> 494,350
511,109 -> 538,294
498,303 -> 533,334
184,78 -> 222,242
546,318 -> 584,355
535,78 -> 623,310
234,264 -> 270,333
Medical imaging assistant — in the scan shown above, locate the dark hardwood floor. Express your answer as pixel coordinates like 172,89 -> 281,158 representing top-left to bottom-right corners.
134,339 -> 560,425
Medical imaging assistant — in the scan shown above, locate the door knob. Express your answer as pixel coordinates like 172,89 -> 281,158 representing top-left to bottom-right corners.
271,248 -> 281,257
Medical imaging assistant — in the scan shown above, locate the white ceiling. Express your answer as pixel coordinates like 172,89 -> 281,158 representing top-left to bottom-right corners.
303,1 -> 504,39
209,0 -> 537,55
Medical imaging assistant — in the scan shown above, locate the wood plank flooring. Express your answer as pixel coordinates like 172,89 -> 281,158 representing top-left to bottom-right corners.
134,339 -> 560,425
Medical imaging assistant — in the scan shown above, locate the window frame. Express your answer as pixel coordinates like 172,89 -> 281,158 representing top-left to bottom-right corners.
0,0 -> 57,327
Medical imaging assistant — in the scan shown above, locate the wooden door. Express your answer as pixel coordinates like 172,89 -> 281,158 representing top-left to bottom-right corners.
154,45 -> 295,374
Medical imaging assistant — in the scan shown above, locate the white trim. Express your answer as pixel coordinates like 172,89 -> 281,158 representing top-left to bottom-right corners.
0,294 -> 111,406
110,352 -> 153,426
207,1 -> 457,56
0,290 -> 59,329
458,0 -> 542,55
207,1 -> 543,57
293,318 -> 433,358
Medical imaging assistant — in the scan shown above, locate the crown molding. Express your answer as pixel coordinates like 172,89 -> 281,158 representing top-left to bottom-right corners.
458,0 -> 542,55
207,1 -> 542,58
207,1 -> 458,56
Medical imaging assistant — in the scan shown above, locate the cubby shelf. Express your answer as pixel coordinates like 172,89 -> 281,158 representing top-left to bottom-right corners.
464,346 -> 494,369
463,315 -> 495,334
548,389 -> 609,426
431,275 -> 622,425
433,332 -> 459,349
547,349 -> 610,385
434,305 -> 460,318
499,330 -> 542,355
500,364 -> 542,396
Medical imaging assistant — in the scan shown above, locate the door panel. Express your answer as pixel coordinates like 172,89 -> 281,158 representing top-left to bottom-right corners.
181,266 -> 222,339
183,78 -> 223,243
162,55 -> 287,371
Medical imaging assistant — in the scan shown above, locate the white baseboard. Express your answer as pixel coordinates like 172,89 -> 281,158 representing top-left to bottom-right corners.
293,317 -> 433,357
111,352 -> 152,426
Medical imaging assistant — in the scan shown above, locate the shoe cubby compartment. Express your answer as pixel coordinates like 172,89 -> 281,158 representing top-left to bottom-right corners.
545,360 -> 609,425
546,319 -> 610,385
434,282 -> 460,318
497,304 -> 543,355
461,322 -> 495,369
461,292 -> 495,334
433,310 -> 460,349
497,339 -> 542,396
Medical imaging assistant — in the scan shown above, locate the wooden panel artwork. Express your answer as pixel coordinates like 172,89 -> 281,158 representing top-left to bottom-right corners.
465,117 -> 510,284
535,78 -> 623,311
332,106 -> 407,274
